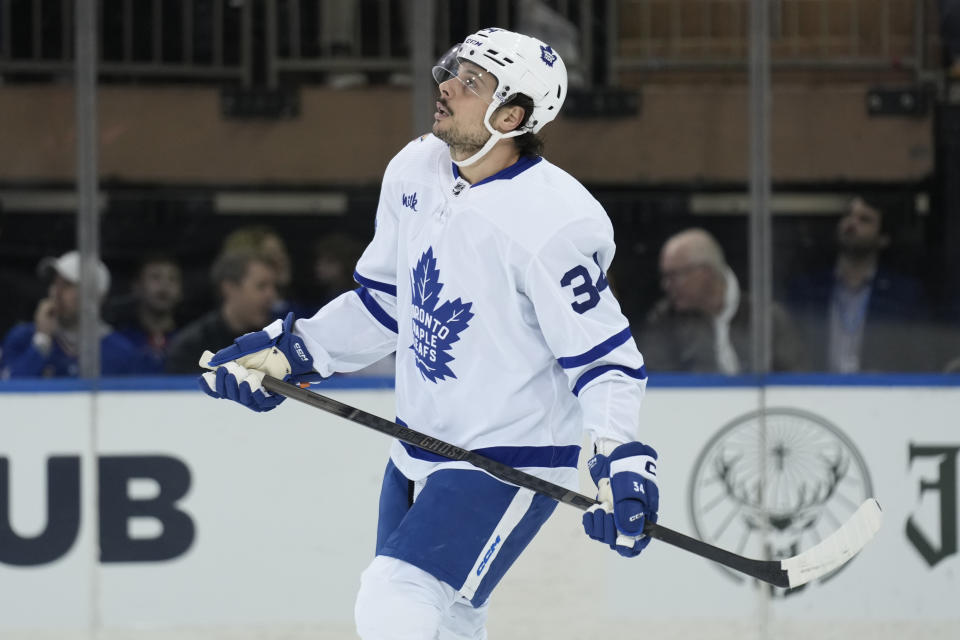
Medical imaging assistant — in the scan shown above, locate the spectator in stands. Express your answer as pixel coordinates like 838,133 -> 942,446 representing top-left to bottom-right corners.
786,196 -> 935,372
220,225 -> 311,319
311,231 -> 396,378
222,226 -> 291,293
165,249 -> 278,374
638,228 -> 805,373
0,250 -> 144,378
110,253 -> 184,374
223,226 -> 304,315
312,232 -> 366,310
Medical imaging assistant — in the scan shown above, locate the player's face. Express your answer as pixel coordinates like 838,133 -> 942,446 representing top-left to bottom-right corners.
138,262 -> 183,314
433,60 -> 497,154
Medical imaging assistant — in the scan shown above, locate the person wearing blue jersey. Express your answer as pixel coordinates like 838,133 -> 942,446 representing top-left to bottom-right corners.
198,28 -> 659,640
109,253 -> 184,374
0,251 -> 144,378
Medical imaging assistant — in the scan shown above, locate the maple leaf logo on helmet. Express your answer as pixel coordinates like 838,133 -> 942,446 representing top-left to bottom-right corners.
540,44 -> 557,67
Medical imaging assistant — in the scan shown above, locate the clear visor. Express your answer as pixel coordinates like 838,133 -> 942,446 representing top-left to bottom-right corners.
431,44 -> 496,103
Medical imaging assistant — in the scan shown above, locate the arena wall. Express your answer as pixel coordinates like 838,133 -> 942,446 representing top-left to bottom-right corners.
0,85 -> 932,185
1,378 -> 956,639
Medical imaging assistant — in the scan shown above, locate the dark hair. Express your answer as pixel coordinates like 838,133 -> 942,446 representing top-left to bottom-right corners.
855,194 -> 903,236
136,251 -> 180,277
496,93 -> 544,157
210,248 -> 268,290
222,225 -> 286,255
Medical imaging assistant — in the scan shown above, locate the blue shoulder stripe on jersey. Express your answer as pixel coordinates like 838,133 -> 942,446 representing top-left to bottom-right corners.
396,417 -> 580,468
353,271 -> 398,296
451,155 -> 543,187
556,327 -> 633,369
572,363 -> 647,396
354,287 -> 398,333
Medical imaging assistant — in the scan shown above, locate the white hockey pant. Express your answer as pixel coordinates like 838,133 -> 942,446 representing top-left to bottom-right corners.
355,555 -> 489,640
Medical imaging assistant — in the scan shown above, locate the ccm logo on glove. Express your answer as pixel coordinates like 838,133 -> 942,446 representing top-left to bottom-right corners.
293,341 -> 310,363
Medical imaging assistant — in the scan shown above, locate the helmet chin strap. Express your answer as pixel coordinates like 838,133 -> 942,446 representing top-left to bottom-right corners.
451,133 -> 498,168
451,101 -> 524,168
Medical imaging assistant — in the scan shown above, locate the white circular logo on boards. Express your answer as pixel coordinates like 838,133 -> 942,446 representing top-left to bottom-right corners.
688,408 -> 874,593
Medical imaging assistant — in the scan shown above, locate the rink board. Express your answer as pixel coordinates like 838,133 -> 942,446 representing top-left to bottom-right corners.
0,378 -> 958,639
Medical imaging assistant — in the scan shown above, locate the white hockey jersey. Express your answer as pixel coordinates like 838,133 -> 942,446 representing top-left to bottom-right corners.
296,135 -> 647,489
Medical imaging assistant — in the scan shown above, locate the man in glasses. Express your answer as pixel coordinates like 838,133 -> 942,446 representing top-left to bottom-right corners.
199,28 -> 659,639
641,228 -> 805,374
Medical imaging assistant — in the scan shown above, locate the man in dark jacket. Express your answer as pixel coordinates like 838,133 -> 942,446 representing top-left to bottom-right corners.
109,253 -> 184,374
787,197 -> 935,373
165,249 -> 278,374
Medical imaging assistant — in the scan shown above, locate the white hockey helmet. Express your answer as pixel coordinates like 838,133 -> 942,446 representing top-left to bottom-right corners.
433,27 -> 568,167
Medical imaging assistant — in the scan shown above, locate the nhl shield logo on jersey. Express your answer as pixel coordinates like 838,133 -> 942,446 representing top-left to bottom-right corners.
409,247 -> 474,383
540,44 -> 557,67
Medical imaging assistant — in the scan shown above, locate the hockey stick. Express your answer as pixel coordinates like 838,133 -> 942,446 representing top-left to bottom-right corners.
262,375 -> 882,589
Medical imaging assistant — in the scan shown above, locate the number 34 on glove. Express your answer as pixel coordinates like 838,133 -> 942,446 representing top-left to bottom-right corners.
582,441 -> 659,557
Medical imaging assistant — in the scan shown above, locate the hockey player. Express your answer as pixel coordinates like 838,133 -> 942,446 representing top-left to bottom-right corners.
199,28 -> 659,640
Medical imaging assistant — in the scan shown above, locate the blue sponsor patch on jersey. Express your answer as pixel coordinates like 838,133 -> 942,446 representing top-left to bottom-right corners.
409,247 -> 474,382
402,191 -> 419,212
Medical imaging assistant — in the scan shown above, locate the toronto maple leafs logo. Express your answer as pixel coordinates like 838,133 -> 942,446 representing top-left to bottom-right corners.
409,247 -> 474,383
540,44 -> 557,67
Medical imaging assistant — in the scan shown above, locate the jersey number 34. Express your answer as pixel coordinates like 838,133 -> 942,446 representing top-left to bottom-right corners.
560,253 -> 609,314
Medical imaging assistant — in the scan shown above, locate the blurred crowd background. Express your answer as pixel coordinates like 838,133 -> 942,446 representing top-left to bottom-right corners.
1,0 -> 959,378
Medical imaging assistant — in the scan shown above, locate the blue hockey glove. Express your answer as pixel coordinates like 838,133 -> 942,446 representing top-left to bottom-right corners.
582,441 -> 659,558
198,312 -> 317,412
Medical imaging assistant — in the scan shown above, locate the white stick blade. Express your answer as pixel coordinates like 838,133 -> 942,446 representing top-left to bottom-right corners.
780,498 -> 883,588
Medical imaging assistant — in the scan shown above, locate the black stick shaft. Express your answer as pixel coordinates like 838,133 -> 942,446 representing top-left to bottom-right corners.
262,376 -> 789,588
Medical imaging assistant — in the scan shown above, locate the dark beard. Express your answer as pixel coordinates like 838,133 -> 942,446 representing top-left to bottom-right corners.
432,123 -> 490,158
839,244 -> 879,260
837,234 -> 880,258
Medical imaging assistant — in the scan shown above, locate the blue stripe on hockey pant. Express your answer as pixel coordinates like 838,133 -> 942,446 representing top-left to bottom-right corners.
374,460 -> 558,607
374,459 -> 414,551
